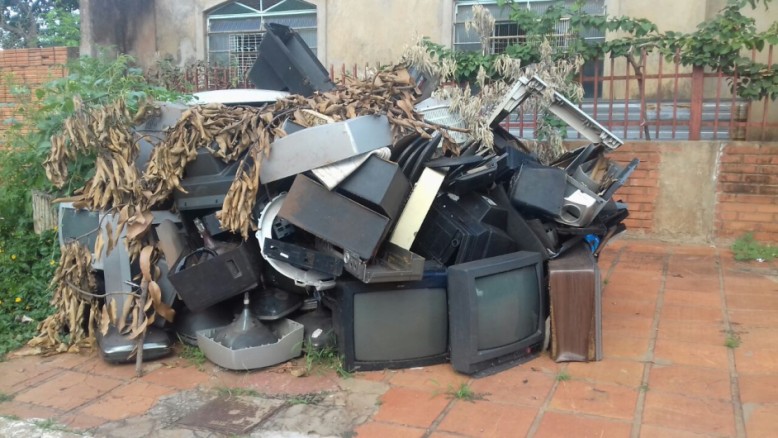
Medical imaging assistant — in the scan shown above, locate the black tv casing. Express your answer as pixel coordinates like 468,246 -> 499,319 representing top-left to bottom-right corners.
323,268 -> 449,372
448,251 -> 545,376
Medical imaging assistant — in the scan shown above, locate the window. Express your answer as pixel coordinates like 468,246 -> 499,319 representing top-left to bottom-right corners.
453,0 -> 605,54
207,0 -> 317,79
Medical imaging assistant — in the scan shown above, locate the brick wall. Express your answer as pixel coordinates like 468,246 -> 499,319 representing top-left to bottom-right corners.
716,143 -> 778,243
0,47 -> 78,137
607,144 -> 661,235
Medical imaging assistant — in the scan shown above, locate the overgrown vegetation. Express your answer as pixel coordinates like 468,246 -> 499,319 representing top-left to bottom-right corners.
425,0 -> 778,101
304,343 -> 351,378
0,53 -> 183,359
731,233 -> 778,261
179,343 -> 207,370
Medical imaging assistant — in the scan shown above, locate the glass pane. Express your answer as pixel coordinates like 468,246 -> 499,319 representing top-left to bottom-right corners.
475,267 -> 540,351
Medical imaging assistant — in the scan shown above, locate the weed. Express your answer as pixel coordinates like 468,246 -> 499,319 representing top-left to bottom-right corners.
446,383 -> 482,402
33,419 -> 72,433
725,331 -> 742,349
304,343 -> 351,378
731,233 -> 778,262
215,387 -> 261,398
603,279 -> 609,285
639,384 -> 650,393
0,392 -> 12,403
179,342 -> 206,370
1,414 -> 20,421
556,371 -> 571,382
287,393 -> 324,405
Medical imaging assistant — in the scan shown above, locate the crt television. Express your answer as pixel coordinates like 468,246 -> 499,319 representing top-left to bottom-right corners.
323,268 -> 448,372
448,251 -> 545,376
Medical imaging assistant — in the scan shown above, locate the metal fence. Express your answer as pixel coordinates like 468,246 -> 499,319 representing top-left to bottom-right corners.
180,46 -> 778,142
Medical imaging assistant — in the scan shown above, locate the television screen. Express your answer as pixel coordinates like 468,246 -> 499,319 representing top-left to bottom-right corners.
448,251 -> 545,376
475,268 -> 540,351
324,268 -> 448,372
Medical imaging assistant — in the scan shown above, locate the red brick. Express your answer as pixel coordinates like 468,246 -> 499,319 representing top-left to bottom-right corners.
373,387 -> 449,428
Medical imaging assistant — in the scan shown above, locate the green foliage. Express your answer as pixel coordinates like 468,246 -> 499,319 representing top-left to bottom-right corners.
731,233 -> 778,261
556,370 -> 571,382
444,0 -> 778,100
725,331 -> 742,349
0,0 -> 79,49
0,52 -> 184,360
446,383 -> 482,402
304,343 -> 351,378
179,343 -> 207,370
287,393 -> 324,405
0,391 -> 13,402
0,230 -> 59,360
38,3 -> 80,48
215,387 -> 262,398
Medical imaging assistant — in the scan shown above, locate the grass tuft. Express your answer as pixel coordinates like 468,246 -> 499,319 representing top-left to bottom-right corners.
446,383 -> 483,402
304,343 -> 351,378
555,370 -> 571,382
725,331 -> 742,349
0,392 -> 13,403
179,341 -> 207,370
731,233 -> 778,262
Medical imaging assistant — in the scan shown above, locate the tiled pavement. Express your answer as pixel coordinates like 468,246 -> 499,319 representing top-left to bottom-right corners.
1,239 -> 777,437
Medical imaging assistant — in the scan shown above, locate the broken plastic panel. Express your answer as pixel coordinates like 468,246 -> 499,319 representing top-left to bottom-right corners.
311,147 -> 391,190
487,76 -> 623,150
97,324 -> 172,363
389,167 -> 447,250
558,175 -> 608,228
248,23 -> 334,96
261,115 -> 393,184
196,318 -> 304,371
415,97 -> 469,144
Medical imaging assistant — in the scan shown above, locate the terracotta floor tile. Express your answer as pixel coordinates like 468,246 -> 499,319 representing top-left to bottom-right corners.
653,339 -> 730,370
662,289 -> 722,308
602,333 -> 650,361
566,359 -> 645,388
226,368 -> 339,396
0,357 -> 60,395
437,400 -> 536,437
659,304 -> 723,323
428,432 -> 465,438
669,246 -> 718,257
388,364 -> 469,393
549,380 -> 638,420
738,374 -> 778,404
648,364 -> 731,401
355,370 -> 390,383
141,363 -> 210,390
373,387 -> 450,428
352,421 -> 427,438
642,391 -> 735,436
56,411 -> 110,431
602,296 -> 656,319
77,380 -> 175,421
0,401 -> 62,421
601,314 -> 655,334
737,326 -> 778,350
663,276 -> 720,293
525,353 -> 563,375
39,352 -> 94,370
14,370 -> 123,411
468,366 -> 555,407
722,276 -> 778,295
76,356 -> 159,380
639,424 -> 720,438
535,411 -> 632,438
729,309 -> 778,329
726,292 -> 778,311
735,347 -> 778,374
656,319 -> 726,346
744,403 -> 778,438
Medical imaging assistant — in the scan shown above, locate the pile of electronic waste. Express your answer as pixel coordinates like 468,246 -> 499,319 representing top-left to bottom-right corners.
57,24 -> 637,376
